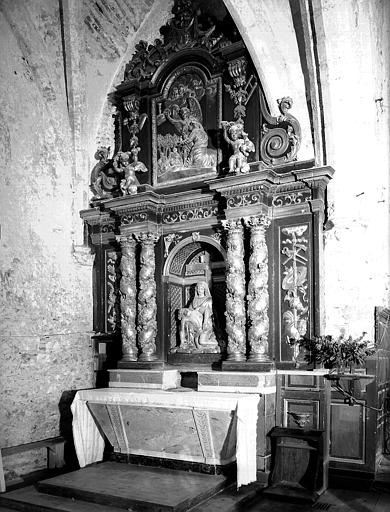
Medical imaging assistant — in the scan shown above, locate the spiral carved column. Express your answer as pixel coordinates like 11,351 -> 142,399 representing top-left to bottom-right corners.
244,215 -> 271,361
136,232 -> 159,361
222,219 -> 246,361
116,235 -> 138,361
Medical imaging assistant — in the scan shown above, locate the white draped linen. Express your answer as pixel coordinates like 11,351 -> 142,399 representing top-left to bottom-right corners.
71,388 -> 259,487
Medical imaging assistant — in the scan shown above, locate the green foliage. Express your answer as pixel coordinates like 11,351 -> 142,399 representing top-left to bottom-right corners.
299,332 -> 376,371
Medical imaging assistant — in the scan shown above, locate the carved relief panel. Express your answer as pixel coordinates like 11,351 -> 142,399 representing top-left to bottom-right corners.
105,250 -> 121,333
152,66 -> 221,186
272,217 -> 314,364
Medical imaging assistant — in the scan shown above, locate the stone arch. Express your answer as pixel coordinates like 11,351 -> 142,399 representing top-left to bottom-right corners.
94,0 -> 314,163
163,235 -> 226,277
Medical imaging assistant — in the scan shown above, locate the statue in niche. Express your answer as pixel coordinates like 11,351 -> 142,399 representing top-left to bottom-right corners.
113,138 -> 148,196
222,121 -> 255,174
177,281 -> 219,353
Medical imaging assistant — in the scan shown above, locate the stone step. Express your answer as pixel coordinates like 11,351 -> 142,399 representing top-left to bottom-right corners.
0,485 -> 126,512
37,462 -> 229,511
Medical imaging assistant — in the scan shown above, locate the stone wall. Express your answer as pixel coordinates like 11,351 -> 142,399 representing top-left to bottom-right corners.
316,0 -> 390,336
0,1 -> 94,481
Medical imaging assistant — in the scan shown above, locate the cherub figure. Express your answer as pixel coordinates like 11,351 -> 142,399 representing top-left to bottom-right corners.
112,141 -> 148,196
222,121 -> 255,174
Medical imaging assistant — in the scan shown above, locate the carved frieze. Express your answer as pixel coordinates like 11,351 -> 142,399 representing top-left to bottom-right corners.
162,203 -> 218,224
281,225 -> 310,365
272,191 -> 311,207
226,192 -> 261,209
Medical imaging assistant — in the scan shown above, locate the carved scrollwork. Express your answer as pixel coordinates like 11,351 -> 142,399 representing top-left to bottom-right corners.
244,215 -> 271,361
221,219 -> 246,361
272,192 -> 310,207
162,205 -> 218,224
260,96 -> 301,166
135,232 -> 160,361
121,212 -> 148,225
116,235 -> 138,361
164,233 -> 183,257
90,146 -> 120,199
123,0 -> 237,84
281,225 -> 309,365
227,192 -> 261,209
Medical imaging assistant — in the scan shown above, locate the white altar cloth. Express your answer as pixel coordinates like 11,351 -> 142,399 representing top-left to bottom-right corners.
71,388 -> 259,487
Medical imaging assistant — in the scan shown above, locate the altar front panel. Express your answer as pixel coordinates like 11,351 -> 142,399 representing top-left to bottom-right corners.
71,388 -> 259,486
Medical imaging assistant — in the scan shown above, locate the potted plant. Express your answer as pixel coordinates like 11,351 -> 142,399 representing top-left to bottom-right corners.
299,332 -> 376,373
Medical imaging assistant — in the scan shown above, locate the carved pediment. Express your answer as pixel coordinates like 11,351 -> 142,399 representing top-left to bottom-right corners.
123,0 -> 240,84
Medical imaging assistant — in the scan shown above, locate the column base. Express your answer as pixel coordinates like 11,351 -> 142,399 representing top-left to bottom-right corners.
138,352 -> 158,362
117,360 -> 165,369
120,353 -> 138,363
247,353 -> 271,362
222,360 -> 275,372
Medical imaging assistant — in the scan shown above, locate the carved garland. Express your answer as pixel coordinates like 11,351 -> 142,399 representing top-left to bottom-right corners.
106,251 -> 121,333
222,219 -> 246,361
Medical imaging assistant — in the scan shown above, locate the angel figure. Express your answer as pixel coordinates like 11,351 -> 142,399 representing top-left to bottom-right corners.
222,121 -> 254,174
113,142 -> 148,196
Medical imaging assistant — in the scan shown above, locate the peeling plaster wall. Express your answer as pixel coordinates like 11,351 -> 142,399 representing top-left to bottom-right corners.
314,0 -> 390,335
0,1 -> 94,481
85,0 -> 173,157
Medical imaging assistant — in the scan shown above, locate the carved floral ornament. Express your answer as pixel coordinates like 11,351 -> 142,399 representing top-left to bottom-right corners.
122,0 -> 237,84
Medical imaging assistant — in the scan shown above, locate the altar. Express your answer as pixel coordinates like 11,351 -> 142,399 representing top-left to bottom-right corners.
71,387 -> 259,487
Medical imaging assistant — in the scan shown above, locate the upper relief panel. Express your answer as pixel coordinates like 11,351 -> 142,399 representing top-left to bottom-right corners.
153,65 -> 220,186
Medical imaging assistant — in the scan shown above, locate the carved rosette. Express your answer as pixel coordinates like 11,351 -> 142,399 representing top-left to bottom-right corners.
222,219 -> 246,361
116,235 -> 138,361
244,215 -> 271,361
136,232 -> 160,361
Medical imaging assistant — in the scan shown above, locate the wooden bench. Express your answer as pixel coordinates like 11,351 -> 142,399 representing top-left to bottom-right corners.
0,436 -> 65,492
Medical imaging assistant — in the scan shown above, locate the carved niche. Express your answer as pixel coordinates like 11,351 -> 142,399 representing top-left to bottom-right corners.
165,238 -> 226,356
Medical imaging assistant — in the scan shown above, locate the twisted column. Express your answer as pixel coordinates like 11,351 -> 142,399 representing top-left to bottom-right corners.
116,235 -> 138,361
136,232 -> 159,361
244,215 -> 271,361
222,219 -> 246,361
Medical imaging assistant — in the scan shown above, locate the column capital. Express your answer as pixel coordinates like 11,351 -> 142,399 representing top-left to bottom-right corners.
243,214 -> 271,229
221,218 -> 243,232
116,234 -> 136,246
135,232 -> 160,244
